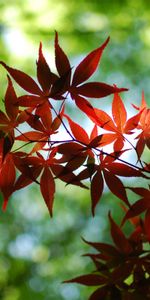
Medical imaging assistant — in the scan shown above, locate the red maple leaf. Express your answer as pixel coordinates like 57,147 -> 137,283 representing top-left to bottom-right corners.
0,76 -> 31,161
64,213 -> 149,300
89,93 -> 142,152
12,147 -> 87,216
78,151 -> 146,215
133,92 -> 150,158
0,36 -> 63,111
56,115 -> 102,174
68,39 -> 128,121
122,186 -> 150,224
16,102 -> 64,154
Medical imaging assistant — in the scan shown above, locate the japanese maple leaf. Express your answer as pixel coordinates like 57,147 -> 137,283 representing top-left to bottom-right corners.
53,31 -> 71,95
77,152 -> 147,215
56,115 -> 104,174
122,186 -> 150,224
14,150 -> 57,216
64,213 -> 149,300
0,149 -> 55,214
0,32 -> 71,110
89,93 -> 142,152
0,150 -> 44,211
133,92 -> 150,158
12,149 -> 87,216
0,76 -> 19,136
67,38 -> 128,122
64,114 -> 102,147
0,39 -> 61,109
0,76 -> 31,160
0,33 -> 127,122
59,33 -> 119,107
16,102 -> 64,153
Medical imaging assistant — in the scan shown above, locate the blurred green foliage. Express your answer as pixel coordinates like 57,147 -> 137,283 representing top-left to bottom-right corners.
1,0 -> 150,99
0,0 -> 150,299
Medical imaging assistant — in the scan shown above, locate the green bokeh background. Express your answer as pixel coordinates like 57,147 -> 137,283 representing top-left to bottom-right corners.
0,1 -> 150,299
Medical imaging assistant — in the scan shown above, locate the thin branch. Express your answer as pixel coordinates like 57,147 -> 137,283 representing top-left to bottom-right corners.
51,104 -> 74,140
12,133 -> 150,174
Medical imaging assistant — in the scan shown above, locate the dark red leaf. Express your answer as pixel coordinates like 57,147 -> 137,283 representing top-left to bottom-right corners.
26,113 -> 45,132
23,155 -> 43,166
51,164 -> 88,189
50,105 -> 64,132
13,155 -> 42,185
50,68 -> 71,97
55,31 -> 71,77
16,109 -> 32,124
109,213 -> 132,254
51,117 -> 60,132
14,165 -> 42,191
75,82 -> 128,98
122,198 -> 150,224
73,94 -> 102,125
64,274 -> 107,286
18,95 -> 44,107
77,167 -> 94,181
127,187 -> 150,197
135,133 -> 145,159
2,135 -> 14,161
72,37 -> 110,86
36,42 -> 52,92
88,134 -> 103,148
82,238 -> 120,257
65,155 -> 87,171
0,154 -> 16,210
111,262 -> 133,284
0,61 -> 42,95
91,170 -> 104,215
36,101 -> 52,130
89,286 -> 107,300
103,170 -> 129,206
16,131 -> 46,142
5,76 -> 19,119
107,162 -> 147,178
40,166 -> 55,217
57,142 -> 83,155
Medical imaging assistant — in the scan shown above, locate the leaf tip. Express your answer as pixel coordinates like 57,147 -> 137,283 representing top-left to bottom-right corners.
2,198 -> 9,212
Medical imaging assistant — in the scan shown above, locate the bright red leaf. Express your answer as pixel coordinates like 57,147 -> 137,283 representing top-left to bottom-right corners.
72,37 -> 110,86
134,92 -> 150,158
90,93 -> 142,152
